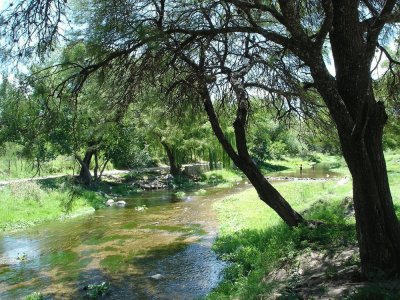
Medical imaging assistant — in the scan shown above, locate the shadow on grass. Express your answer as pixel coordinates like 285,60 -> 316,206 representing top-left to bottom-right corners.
36,176 -> 71,189
346,284 -> 400,300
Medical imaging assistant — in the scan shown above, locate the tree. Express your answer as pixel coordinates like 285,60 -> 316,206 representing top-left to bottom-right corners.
154,0 -> 400,278
2,0 -> 400,278
135,87 -> 226,176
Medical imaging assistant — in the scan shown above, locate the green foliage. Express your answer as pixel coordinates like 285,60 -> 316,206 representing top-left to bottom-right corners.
0,143 -> 77,180
84,282 -> 110,299
24,292 -> 45,300
107,117 -> 156,169
384,116 -> 400,150
248,108 -> 302,162
174,191 -> 186,199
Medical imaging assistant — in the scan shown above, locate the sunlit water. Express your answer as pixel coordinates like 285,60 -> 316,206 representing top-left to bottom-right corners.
270,163 -> 340,179
0,165 -> 337,299
0,183 -> 250,300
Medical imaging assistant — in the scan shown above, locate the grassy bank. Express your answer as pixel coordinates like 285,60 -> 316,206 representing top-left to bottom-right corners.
200,169 -> 243,187
0,168 -> 242,233
208,152 -> 400,299
0,179 -> 105,232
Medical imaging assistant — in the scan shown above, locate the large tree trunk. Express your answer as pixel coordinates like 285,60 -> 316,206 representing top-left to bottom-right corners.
76,149 -> 93,185
202,85 -> 304,227
338,103 -> 400,278
323,1 -> 400,278
161,141 -> 182,177
294,0 -> 400,278
311,63 -> 400,278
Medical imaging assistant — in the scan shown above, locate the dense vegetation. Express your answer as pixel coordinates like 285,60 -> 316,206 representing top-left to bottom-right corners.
0,1 -> 400,298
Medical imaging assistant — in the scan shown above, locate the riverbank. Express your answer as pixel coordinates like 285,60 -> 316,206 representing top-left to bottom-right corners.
208,152 -> 400,299
0,178 -> 101,232
0,168 -> 242,233
0,153 -> 343,233
1,170 -> 242,300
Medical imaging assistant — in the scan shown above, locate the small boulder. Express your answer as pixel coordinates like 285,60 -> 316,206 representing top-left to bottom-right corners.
105,199 -> 115,206
116,200 -> 127,207
150,274 -> 163,280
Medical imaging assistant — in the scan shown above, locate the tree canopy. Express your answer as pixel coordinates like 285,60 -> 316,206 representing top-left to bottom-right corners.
1,0 -> 400,279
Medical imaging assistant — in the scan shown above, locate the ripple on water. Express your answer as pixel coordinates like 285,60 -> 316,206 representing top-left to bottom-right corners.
0,185 -> 238,299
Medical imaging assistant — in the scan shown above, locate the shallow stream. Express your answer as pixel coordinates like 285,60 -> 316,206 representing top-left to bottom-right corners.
0,164 -> 338,299
0,183 -> 250,299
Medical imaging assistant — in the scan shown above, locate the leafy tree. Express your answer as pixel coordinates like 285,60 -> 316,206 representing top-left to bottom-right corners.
2,0 -> 400,278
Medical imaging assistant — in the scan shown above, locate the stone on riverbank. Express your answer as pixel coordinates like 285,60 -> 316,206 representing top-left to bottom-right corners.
116,200 -> 126,207
105,199 -> 115,206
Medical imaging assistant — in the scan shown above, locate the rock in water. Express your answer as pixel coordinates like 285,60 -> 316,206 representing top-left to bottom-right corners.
150,274 -> 163,280
105,199 -> 115,206
116,200 -> 126,207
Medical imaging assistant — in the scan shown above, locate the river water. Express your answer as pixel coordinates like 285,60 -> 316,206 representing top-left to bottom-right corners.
0,183 -> 250,300
0,165 -> 339,299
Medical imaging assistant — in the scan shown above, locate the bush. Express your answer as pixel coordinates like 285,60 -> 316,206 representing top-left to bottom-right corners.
84,282 -> 110,299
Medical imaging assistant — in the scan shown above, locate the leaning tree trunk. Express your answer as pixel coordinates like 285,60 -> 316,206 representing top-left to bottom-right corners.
236,155 -> 305,227
161,141 -> 182,177
338,103 -> 400,278
202,85 -> 304,227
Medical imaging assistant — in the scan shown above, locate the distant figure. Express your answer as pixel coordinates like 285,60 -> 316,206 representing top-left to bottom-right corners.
300,164 -> 303,174
312,164 -> 315,170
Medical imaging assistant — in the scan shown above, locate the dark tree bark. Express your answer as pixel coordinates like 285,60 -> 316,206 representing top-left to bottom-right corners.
161,141 -> 182,177
340,110 -> 400,278
301,0 -> 400,278
76,149 -> 94,185
201,84 -> 304,227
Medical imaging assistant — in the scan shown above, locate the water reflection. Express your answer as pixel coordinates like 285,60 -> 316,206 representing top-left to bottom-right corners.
271,163 -> 339,179
0,186 -> 230,299
0,165 -> 338,299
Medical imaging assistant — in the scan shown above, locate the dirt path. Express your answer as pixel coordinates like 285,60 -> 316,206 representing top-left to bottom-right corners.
0,170 -> 131,186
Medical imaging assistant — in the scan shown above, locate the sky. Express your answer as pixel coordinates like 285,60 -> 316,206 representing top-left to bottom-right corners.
0,0 -> 9,10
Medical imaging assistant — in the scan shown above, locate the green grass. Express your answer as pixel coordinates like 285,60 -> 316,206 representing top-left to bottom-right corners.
200,169 -> 242,187
214,180 -> 351,234
0,180 -> 101,232
386,151 -> 400,219
208,153 -> 400,300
